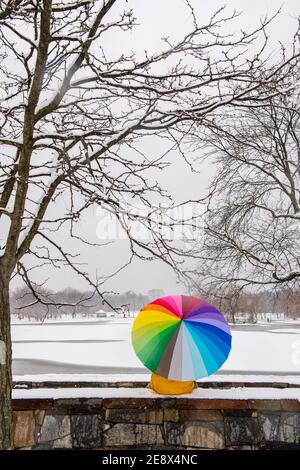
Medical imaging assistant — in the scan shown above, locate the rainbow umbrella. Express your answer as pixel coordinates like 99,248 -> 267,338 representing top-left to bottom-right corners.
131,295 -> 231,381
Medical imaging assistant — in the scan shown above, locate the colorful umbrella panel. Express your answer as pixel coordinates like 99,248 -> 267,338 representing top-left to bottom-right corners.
131,295 -> 232,381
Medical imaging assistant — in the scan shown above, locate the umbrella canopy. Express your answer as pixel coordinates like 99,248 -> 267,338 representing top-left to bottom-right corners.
131,295 -> 232,381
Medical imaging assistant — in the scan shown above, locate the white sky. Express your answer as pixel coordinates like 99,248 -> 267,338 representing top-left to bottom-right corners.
16,0 -> 300,296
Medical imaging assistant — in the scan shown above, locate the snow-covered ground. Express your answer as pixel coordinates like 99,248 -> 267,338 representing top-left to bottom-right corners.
12,317 -> 300,383
12,386 -> 300,401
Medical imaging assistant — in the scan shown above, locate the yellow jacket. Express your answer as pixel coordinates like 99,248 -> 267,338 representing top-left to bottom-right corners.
150,373 -> 196,395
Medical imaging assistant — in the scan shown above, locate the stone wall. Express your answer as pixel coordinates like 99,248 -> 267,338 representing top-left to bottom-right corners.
12,396 -> 300,450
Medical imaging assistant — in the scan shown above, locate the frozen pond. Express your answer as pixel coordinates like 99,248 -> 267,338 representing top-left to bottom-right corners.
12,318 -> 300,378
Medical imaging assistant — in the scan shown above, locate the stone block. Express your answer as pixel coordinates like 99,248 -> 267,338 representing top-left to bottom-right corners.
163,422 -> 183,446
248,400 -> 282,411
164,409 -> 179,422
103,423 -> 164,446
156,398 -> 177,409
179,409 -> 222,421
38,414 -> 71,443
148,409 -> 163,424
258,412 -> 300,444
55,398 -> 103,414
105,408 -> 163,425
71,414 -> 102,448
52,434 -> 72,449
182,422 -> 224,449
102,398 -> 155,409
12,399 -> 53,411
105,408 -> 147,424
225,417 -> 263,446
13,411 -> 36,449
279,400 -> 300,412
171,399 -> 249,410
164,421 -> 224,449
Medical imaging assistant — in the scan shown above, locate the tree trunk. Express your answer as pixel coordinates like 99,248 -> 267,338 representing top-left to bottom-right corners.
0,274 -> 13,449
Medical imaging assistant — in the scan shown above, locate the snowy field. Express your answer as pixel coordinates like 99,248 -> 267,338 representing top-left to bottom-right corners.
12,317 -> 300,384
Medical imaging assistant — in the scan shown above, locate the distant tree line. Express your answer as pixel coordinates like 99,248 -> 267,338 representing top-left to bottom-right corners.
10,285 -> 300,322
200,287 -> 300,323
10,287 -> 165,320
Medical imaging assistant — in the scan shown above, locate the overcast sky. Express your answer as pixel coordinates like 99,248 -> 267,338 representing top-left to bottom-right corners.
16,0 -> 300,297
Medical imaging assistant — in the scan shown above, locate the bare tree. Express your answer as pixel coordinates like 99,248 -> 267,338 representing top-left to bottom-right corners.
0,0 -> 298,448
192,70 -> 300,299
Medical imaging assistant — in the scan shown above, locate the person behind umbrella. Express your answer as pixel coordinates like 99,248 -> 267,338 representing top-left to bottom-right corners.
132,295 -> 232,396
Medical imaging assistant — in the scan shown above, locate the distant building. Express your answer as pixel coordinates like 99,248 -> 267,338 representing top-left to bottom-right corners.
95,310 -> 107,317
96,310 -> 119,318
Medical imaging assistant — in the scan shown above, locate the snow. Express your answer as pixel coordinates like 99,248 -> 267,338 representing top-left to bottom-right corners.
35,1 -> 105,116
49,154 -> 59,182
12,386 -> 300,401
11,315 -> 118,324
17,191 -> 46,248
16,152 -> 60,250
35,91 -> 57,115
12,318 -> 300,378
0,340 -> 5,365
